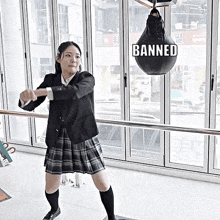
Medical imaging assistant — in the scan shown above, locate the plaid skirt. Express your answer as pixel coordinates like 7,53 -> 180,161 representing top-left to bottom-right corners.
44,127 -> 105,175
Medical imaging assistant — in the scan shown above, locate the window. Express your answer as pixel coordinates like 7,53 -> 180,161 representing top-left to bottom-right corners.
0,0 -> 29,142
213,0 -> 220,170
91,0 -> 124,159
128,0 -> 163,164
27,0 -> 53,146
57,0 -> 84,66
169,0 -> 207,169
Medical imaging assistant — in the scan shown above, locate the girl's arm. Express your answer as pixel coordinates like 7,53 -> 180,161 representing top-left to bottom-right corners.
19,75 -> 51,111
51,72 -> 94,101
34,88 -> 48,98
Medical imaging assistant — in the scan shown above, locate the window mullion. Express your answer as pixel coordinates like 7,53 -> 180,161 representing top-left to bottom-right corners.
50,0 -> 58,65
208,0 -> 219,174
0,12 -> 8,142
122,0 -> 130,161
164,6 -> 171,167
84,0 -> 93,73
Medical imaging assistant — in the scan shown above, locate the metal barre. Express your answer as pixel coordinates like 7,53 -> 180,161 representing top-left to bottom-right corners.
0,109 -> 220,136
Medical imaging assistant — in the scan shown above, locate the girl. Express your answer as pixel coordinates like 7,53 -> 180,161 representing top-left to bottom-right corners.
19,41 -> 117,220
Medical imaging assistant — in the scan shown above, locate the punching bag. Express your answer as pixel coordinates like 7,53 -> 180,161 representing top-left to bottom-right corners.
133,8 -> 177,75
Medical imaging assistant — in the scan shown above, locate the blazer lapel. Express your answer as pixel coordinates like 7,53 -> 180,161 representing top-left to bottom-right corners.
69,71 -> 80,86
54,73 -> 62,86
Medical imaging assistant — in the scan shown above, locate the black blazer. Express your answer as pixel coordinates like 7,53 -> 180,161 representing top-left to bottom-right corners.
18,71 -> 99,148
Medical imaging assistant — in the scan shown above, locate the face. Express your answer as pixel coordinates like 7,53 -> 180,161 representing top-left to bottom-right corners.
57,45 -> 81,76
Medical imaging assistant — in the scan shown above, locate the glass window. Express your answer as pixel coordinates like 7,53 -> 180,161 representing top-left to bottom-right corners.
57,0 -> 84,48
170,0 -> 207,166
27,0 -> 53,146
0,18 -> 5,140
0,0 -> 29,142
214,1 -> 220,169
0,59 -> 5,140
129,0 -> 163,162
57,0 -> 85,72
91,0 -> 123,158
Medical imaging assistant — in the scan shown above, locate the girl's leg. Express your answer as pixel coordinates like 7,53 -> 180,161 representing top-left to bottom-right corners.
45,172 -> 61,194
92,170 -> 115,220
44,172 -> 61,219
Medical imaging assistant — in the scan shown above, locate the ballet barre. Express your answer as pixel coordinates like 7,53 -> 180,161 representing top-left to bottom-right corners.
0,109 -> 220,136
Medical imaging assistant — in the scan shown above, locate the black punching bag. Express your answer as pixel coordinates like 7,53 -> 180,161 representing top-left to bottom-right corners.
133,8 -> 177,75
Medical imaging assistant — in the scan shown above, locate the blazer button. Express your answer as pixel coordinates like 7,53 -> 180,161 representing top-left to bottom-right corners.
56,129 -> 58,132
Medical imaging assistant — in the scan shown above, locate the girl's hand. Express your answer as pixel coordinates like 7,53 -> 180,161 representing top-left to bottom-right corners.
20,89 -> 37,103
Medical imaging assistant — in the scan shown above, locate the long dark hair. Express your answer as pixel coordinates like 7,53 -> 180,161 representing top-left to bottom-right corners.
55,41 -> 82,75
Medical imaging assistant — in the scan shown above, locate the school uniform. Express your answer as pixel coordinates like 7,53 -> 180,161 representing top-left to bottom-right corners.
18,71 -> 105,175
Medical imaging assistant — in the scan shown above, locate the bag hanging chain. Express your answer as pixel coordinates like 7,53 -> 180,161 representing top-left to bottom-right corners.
153,0 -> 157,8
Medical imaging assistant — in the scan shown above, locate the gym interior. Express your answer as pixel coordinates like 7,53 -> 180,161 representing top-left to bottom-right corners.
1,0 -> 220,219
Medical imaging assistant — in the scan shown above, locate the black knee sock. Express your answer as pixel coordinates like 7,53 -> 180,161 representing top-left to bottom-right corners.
100,186 -> 115,220
45,189 -> 59,212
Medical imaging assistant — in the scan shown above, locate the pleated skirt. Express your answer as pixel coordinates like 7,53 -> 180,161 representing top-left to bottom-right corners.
44,127 -> 105,175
